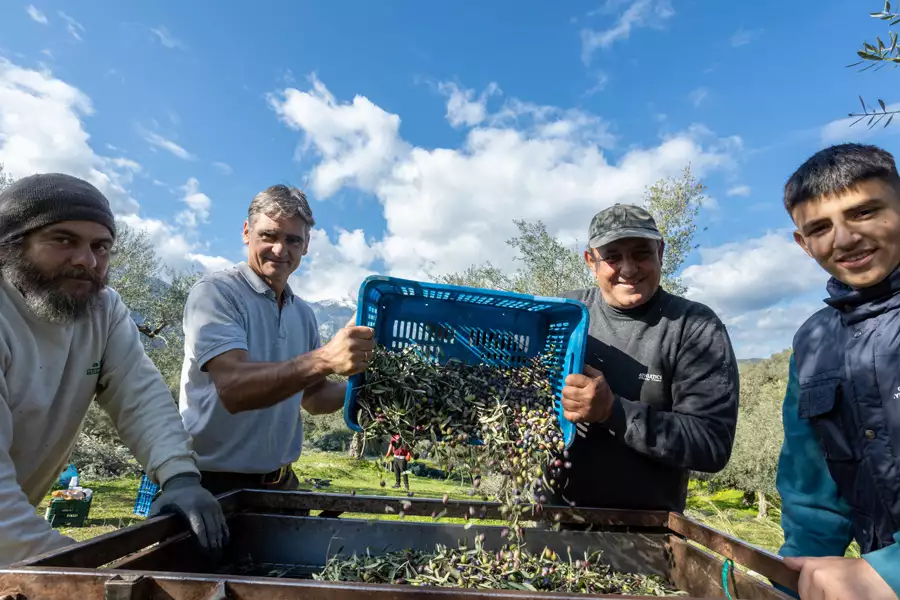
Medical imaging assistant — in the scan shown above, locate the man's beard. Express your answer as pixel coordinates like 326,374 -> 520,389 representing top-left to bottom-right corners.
0,245 -> 108,324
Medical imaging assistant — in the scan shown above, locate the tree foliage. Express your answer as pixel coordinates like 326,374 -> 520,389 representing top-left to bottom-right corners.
108,220 -> 200,396
439,167 -> 704,298
440,220 -> 594,296
643,165 -> 706,296
0,164 -> 12,193
706,350 -> 791,517
848,1 -> 900,128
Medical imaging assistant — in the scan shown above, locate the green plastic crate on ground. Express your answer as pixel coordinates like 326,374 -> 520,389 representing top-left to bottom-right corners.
45,495 -> 92,528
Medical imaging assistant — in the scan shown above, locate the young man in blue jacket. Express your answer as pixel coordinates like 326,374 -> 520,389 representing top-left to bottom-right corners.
777,143 -> 900,600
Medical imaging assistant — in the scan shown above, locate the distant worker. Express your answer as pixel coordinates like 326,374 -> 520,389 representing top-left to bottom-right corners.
555,203 -> 740,513
179,184 -> 375,495
0,173 -> 227,566
386,434 -> 412,494
776,143 -> 900,600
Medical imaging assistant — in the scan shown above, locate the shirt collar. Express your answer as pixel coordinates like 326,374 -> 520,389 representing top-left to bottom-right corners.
236,262 -> 294,304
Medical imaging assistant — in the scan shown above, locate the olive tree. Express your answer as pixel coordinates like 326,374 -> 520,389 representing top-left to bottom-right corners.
707,350 -> 792,518
643,165 -> 706,296
106,221 -> 200,396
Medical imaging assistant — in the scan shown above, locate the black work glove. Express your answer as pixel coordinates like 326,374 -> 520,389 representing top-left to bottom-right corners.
149,473 -> 229,554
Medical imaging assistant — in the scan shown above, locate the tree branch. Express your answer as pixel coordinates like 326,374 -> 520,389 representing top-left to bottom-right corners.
136,322 -> 169,339
848,95 -> 899,129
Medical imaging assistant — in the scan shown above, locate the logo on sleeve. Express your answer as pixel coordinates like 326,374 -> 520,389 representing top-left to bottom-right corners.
86,361 -> 100,375
638,372 -> 662,383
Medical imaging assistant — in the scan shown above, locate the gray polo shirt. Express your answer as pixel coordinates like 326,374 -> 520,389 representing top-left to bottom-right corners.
178,262 -> 321,473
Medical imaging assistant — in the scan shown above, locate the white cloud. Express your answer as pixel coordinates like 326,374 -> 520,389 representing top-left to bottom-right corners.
117,213 -> 231,275
57,11 -> 84,42
187,254 -> 234,273
681,231 -> 827,317
267,73 -> 409,198
139,129 -> 197,160
150,26 -> 186,50
724,301 -> 820,359
580,0 -> 675,64
730,28 -> 763,48
699,195 -> 719,210
290,228 -> 378,304
178,177 -> 212,228
0,58 -> 139,214
681,231 -> 831,358
26,5 -> 48,25
583,72 -> 610,97
270,76 -> 742,302
438,81 -> 500,128
727,184 -> 751,197
821,101 -> 900,145
212,161 -> 233,175
0,58 -> 229,277
688,87 -> 709,107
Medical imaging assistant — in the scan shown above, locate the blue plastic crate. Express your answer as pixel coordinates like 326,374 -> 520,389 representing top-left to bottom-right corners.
132,473 -> 159,517
342,275 -> 590,447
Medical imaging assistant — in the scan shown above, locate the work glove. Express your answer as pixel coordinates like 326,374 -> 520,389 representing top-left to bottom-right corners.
149,473 -> 229,555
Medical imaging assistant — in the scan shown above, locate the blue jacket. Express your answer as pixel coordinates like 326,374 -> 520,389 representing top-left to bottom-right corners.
777,270 -> 900,596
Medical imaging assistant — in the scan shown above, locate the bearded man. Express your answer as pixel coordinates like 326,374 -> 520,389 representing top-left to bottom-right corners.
0,173 -> 228,566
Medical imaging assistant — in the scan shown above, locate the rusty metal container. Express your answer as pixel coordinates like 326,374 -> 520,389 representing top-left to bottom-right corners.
0,490 -> 799,599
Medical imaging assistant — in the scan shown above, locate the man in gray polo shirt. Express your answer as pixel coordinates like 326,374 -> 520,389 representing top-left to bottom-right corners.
179,184 -> 375,495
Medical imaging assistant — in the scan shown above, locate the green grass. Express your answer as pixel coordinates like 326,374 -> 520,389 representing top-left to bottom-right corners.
41,451 -> 791,552
684,485 -> 785,554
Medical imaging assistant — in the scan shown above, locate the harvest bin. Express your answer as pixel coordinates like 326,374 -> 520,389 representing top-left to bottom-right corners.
2,489 -> 799,599
44,494 -> 92,528
343,276 -> 591,447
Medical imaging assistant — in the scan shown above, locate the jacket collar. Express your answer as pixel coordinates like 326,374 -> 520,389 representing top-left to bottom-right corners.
824,266 -> 900,325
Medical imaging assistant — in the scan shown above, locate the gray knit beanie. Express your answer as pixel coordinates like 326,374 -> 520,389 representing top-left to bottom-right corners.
0,173 -> 116,246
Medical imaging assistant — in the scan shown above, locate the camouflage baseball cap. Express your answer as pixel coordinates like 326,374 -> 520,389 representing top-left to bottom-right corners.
588,203 -> 662,249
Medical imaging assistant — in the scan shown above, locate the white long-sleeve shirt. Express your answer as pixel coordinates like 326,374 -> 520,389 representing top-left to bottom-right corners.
0,277 -> 200,566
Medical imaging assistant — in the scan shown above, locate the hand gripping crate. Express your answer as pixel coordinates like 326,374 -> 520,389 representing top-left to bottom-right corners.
342,276 -> 590,447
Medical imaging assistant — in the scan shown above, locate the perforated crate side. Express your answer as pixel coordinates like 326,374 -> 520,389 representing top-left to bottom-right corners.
343,276 -> 589,447
133,473 -> 159,517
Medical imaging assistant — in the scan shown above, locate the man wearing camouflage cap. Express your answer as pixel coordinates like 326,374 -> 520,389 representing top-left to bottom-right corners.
555,203 -> 739,513
0,172 -> 228,565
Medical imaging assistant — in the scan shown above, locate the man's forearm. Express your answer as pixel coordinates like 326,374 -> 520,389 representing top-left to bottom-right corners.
216,350 -> 332,414
301,379 -> 347,415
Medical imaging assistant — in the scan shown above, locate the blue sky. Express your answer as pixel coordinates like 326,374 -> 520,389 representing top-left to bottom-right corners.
0,0 -> 897,358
